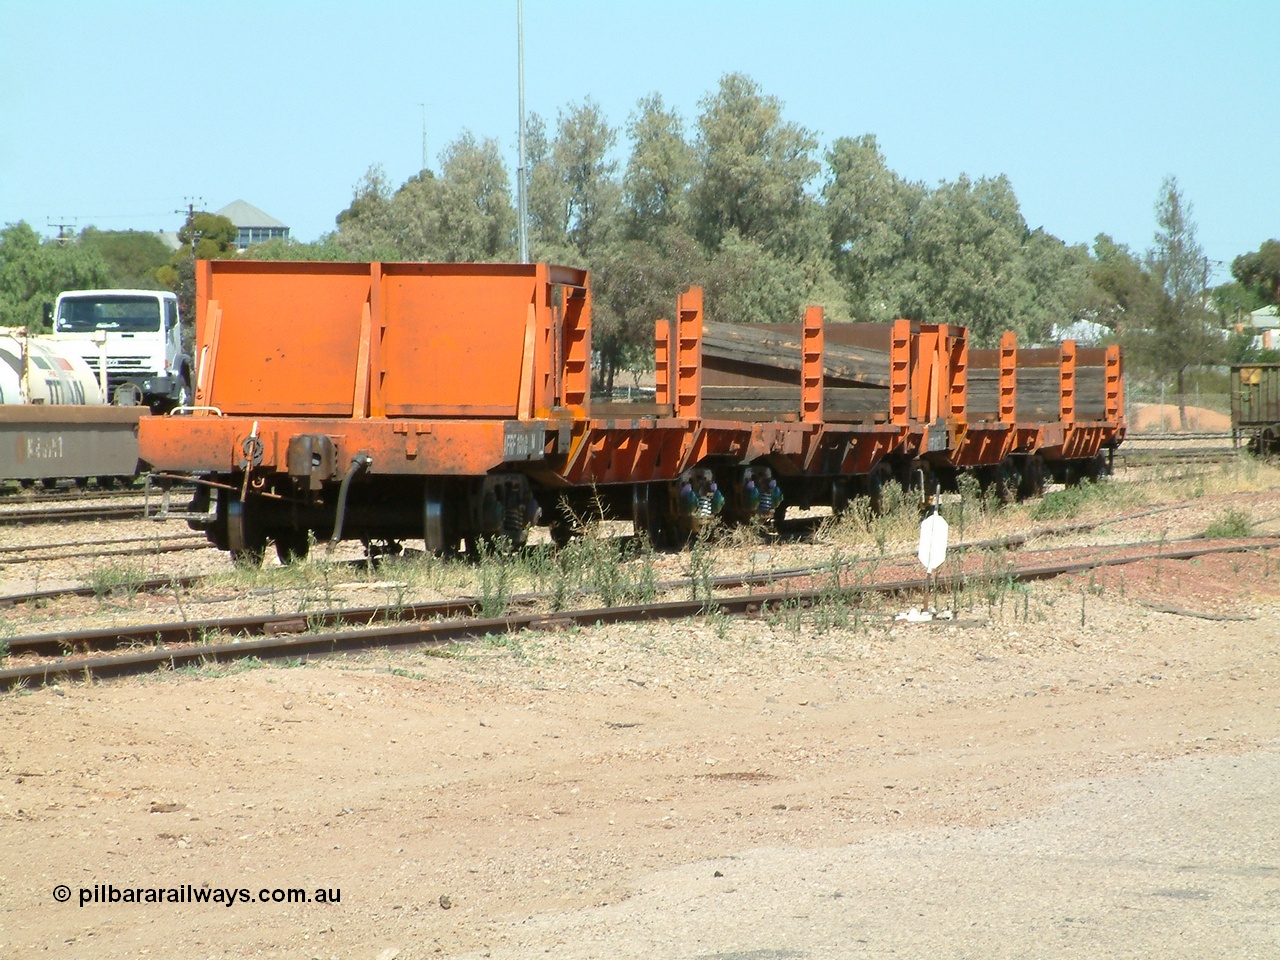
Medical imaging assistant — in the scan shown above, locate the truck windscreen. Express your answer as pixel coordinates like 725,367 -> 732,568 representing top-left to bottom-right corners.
57,296 -> 162,333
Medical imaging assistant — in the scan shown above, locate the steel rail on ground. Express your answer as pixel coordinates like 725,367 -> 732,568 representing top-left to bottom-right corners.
3,535 -> 1278,691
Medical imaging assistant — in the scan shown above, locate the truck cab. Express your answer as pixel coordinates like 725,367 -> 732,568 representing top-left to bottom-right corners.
49,289 -> 191,413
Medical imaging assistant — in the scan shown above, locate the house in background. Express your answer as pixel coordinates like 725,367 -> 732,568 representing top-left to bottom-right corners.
215,200 -> 290,251
1245,306 -> 1280,351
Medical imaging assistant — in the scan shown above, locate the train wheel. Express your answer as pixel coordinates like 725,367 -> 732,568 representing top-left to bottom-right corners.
423,480 -> 464,556
549,518 -> 575,548
831,479 -> 851,517
865,462 -> 896,515
223,497 -> 267,568
1016,455 -> 1047,500
96,476 -> 117,490
273,530 -> 310,564
634,483 -> 683,551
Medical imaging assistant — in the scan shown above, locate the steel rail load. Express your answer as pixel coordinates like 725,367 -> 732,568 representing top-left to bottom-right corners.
138,260 -> 1126,564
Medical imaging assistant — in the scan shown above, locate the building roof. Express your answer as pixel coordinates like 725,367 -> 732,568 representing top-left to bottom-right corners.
215,200 -> 288,229
1248,306 -> 1280,329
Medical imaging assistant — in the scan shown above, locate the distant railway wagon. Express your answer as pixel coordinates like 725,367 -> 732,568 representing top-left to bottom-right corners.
0,333 -> 143,487
1230,363 -> 1280,454
137,260 -> 1126,563
0,405 -> 144,487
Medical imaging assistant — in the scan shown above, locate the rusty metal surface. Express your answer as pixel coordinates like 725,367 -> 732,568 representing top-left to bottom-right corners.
1232,364 -> 1280,431
0,405 -> 144,481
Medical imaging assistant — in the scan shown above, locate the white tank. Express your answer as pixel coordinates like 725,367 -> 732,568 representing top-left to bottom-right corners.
0,333 -> 106,405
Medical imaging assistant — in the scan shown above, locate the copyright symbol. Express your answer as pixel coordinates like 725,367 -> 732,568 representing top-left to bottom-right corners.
53,885 -> 71,903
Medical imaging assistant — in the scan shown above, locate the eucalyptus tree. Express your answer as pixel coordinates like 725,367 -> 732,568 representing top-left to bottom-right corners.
427,133 -> 517,262
691,73 -> 820,259
0,221 -> 112,330
1018,229 -> 1092,344
552,99 -> 622,260
1232,239 -> 1280,308
333,165 -> 403,259
331,136 -> 518,264
1080,234 -> 1162,338
77,228 -> 172,289
622,93 -> 695,241
1137,176 -> 1222,425
894,174 -> 1033,345
822,134 -> 923,321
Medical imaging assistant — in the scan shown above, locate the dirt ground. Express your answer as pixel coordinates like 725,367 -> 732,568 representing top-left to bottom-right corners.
1128,402 -> 1231,432
2,492 -> 1280,958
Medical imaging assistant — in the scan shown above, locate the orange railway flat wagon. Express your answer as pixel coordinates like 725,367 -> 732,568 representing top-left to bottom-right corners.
139,260 -> 1125,562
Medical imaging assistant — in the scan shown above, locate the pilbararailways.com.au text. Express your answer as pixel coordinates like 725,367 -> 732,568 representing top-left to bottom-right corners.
62,884 -> 340,908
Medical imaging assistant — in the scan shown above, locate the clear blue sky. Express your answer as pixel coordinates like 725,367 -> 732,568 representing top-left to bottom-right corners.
2,0 -> 1275,284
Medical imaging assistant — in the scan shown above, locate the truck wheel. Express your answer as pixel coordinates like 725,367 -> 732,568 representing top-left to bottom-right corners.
114,383 -> 143,406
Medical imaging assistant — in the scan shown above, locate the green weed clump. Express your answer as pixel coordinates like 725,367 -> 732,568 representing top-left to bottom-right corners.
88,561 -> 147,601
1031,480 -> 1142,521
1202,509 -> 1254,539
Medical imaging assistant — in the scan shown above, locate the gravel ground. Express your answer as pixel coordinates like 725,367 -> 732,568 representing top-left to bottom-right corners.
1,464 -> 1278,958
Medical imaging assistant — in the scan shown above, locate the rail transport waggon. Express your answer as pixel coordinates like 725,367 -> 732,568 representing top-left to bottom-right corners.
1231,363 -> 1280,455
0,333 -> 143,487
138,260 -> 1126,563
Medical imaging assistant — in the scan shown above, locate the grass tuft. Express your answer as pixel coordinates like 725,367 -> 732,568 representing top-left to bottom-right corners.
1202,508 -> 1253,539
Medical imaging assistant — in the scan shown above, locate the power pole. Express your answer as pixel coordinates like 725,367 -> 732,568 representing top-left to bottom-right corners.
47,220 -> 76,244
175,198 -> 205,257
516,0 -> 529,263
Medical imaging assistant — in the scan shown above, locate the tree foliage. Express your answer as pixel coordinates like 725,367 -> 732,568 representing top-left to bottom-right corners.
691,73 -> 820,258
1232,239 -> 1280,307
623,94 -> 695,241
77,228 -> 172,289
230,72 -> 1248,392
0,222 -> 112,331
1107,177 -> 1224,425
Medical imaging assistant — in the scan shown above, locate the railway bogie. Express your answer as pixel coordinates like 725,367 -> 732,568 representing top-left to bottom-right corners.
137,259 -> 1126,560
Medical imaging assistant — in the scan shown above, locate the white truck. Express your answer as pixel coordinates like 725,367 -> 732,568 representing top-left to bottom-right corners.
47,289 -> 192,412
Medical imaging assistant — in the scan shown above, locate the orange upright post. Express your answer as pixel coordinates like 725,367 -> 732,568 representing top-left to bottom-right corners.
1060,340 -> 1077,425
674,287 -> 703,420
1104,343 -> 1123,423
890,319 -> 911,427
654,318 -> 672,408
999,331 -> 1017,425
801,305 -> 824,424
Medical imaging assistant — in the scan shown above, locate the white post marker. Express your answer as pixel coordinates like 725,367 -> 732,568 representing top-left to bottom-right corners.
918,511 -> 949,574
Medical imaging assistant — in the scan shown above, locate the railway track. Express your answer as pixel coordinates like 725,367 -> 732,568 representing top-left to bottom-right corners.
0,498 -> 151,526
0,498 -> 1218,608
4,532 -> 1276,691
0,531 -> 209,567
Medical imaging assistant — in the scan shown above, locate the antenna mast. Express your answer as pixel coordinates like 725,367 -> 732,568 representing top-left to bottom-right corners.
516,0 -> 529,263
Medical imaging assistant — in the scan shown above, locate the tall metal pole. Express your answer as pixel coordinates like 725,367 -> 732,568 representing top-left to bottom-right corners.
419,102 -> 428,172
516,0 -> 529,263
